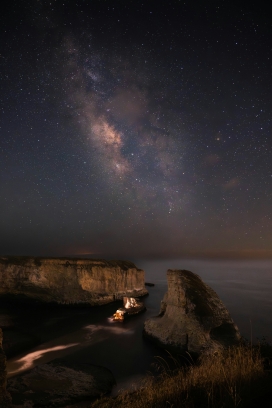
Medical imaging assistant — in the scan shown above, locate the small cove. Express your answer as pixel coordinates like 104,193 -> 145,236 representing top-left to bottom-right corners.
3,258 -> 272,396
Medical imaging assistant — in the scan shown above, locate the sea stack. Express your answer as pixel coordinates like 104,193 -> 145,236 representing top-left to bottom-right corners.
0,257 -> 148,305
143,269 -> 240,355
0,329 -> 12,407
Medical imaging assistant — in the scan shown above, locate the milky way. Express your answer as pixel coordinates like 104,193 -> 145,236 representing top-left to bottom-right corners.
1,1 -> 272,258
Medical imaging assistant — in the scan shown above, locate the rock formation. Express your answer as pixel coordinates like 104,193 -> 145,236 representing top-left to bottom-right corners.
143,269 -> 240,355
7,359 -> 115,407
0,257 -> 147,305
0,329 -> 12,408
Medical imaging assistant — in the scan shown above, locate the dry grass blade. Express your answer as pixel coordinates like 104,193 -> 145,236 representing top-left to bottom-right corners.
92,343 -> 270,408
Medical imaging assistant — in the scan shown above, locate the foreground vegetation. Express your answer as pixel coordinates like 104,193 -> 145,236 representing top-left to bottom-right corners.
92,342 -> 272,408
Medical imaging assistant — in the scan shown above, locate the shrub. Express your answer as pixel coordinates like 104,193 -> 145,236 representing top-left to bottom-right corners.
92,343 -> 272,408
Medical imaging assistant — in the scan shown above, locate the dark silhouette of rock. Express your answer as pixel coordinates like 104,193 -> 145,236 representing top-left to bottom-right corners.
143,269 -> 241,355
0,329 -> 12,408
0,256 -> 148,305
3,330 -> 41,358
7,359 -> 115,407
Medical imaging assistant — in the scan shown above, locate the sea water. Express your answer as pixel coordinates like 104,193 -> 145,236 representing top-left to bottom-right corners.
5,258 -> 272,394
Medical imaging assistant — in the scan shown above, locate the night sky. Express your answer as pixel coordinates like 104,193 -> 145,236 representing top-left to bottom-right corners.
1,1 -> 272,259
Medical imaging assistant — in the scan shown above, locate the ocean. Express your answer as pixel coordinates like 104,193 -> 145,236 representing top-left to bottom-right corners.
5,258 -> 272,395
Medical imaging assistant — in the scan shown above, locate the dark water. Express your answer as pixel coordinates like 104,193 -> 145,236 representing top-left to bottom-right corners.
4,258 -> 272,393
5,285 -> 166,394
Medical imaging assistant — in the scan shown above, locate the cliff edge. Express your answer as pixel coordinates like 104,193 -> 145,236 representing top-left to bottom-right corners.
143,269 -> 240,355
0,329 -> 12,407
0,257 -> 148,305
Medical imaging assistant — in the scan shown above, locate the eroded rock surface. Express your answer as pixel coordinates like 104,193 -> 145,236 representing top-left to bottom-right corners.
0,257 -> 147,305
143,269 -> 240,355
0,329 -> 12,408
7,359 -> 115,407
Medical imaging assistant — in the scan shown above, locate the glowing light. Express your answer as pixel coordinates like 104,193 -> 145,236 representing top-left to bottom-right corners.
8,343 -> 78,376
124,297 -> 138,309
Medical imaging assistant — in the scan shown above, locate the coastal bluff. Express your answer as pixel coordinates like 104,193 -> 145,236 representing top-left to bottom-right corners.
144,269 -> 240,355
0,256 -> 148,305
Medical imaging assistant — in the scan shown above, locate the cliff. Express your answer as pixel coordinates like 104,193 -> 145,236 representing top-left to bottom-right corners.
0,257 -> 148,305
143,269 -> 240,355
0,329 -> 12,407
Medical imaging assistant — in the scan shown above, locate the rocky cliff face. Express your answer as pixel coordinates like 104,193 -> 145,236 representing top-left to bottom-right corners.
143,269 -> 240,355
0,257 -> 148,305
0,329 -> 12,407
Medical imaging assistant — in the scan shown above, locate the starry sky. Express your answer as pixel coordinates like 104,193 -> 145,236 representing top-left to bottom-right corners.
1,1 -> 272,259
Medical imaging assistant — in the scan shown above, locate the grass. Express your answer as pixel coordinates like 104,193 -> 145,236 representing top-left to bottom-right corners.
91,342 -> 272,408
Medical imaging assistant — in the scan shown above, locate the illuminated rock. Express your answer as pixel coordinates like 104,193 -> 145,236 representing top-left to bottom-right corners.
0,329 -> 12,408
143,269 -> 240,355
124,296 -> 139,309
112,297 -> 146,321
0,257 -> 148,305
113,308 -> 126,321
